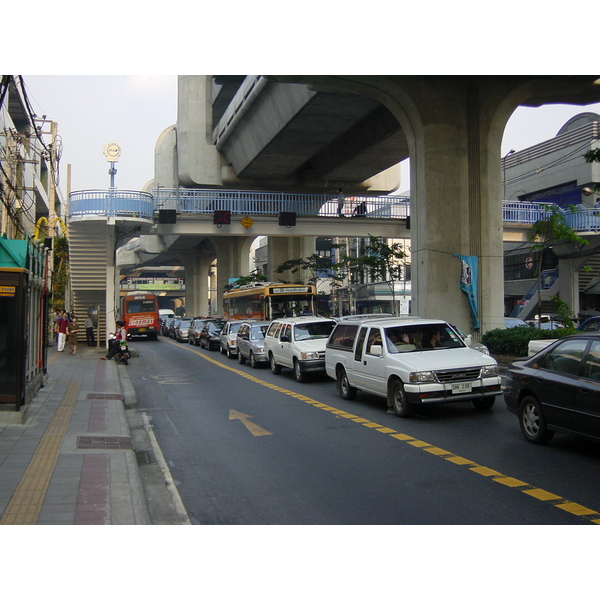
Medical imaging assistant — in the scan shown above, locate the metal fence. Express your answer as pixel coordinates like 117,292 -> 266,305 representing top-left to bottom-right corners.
68,188 -> 600,233
502,202 -> 600,232
69,190 -> 154,220
153,188 -> 410,219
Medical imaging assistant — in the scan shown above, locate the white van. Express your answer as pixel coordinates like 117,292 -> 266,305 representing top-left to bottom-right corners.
159,309 -> 176,320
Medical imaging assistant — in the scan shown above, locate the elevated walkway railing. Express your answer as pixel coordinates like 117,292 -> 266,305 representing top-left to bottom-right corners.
510,267 -> 559,319
503,202 -> 600,232
69,190 -> 154,220
67,188 -> 600,232
153,188 -> 410,219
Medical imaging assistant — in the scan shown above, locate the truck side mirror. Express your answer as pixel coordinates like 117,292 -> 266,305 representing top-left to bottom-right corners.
369,344 -> 383,356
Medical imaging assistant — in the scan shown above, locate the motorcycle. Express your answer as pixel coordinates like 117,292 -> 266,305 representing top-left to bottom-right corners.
109,332 -> 131,365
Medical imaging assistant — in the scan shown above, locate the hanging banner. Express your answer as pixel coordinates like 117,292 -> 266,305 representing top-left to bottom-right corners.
454,254 -> 480,331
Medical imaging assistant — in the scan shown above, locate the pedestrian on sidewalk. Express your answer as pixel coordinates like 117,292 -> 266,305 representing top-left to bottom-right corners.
85,315 -> 95,346
67,316 -> 80,355
56,310 -> 69,352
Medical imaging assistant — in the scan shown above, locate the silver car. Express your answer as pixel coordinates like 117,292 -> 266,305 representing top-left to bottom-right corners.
174,318 -> 193,343
237,321 -> 270,368
220,320 -> 244,358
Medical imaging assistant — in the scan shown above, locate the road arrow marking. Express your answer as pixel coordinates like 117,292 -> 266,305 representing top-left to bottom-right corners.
229,410 -> 273,437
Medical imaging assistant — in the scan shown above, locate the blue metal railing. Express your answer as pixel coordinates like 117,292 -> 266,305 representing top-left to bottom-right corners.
502,202 -> 600,231
153,188 -> 410,219
68,188 -> 600,232
69,190 -> 154,220
509,267 -> 559,317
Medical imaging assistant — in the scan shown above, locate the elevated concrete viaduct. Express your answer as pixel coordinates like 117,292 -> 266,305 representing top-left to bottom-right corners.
149,75 -> 600,332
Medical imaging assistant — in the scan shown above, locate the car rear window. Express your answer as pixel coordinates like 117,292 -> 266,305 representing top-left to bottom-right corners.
251,325 -> 269,340
328,324 -> 358,348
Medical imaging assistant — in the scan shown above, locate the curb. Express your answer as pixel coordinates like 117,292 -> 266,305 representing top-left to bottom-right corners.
115,360 -> 191,525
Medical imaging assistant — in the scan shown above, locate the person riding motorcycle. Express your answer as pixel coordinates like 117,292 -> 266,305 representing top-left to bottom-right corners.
101,320 -> 129,363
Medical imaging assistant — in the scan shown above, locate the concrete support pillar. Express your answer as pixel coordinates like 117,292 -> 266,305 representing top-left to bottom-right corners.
558,258 -> 581,317
211,236 -> 255,310
105,224 -> 117,340
267,237 -> 316,282
378,79 -> 512,334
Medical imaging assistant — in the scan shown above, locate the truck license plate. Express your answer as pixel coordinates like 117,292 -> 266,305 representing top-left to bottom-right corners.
451,381 -> 472,394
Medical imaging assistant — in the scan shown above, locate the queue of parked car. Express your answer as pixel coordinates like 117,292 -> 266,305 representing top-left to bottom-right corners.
160,313 -> 600,447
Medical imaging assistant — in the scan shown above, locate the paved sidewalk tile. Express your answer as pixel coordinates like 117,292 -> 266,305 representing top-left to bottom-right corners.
0,346 -> 150,525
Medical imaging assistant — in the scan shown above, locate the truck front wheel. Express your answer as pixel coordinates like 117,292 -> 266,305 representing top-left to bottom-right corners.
336,367 -> 356,400
390,380 -> 413,418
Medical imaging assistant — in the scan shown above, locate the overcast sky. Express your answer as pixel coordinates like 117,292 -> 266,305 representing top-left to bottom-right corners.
20,75 -> 600,197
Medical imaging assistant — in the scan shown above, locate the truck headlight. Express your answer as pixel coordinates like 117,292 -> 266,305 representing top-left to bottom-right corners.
301,351 -> 320,360
481,365 -> 499,377
409,371 -> 437,383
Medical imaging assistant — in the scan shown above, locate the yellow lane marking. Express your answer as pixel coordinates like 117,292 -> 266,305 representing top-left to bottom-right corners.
1,381 -> 81,525
524,488 -> 561,501
171,338 -> 600,524
229,410 -> 273,437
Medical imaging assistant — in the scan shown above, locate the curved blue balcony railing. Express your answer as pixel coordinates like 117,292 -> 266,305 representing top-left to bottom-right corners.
69,190 -> 154,220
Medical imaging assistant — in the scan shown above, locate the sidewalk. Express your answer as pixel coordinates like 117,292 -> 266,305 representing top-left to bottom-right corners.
0,344 -> 176,525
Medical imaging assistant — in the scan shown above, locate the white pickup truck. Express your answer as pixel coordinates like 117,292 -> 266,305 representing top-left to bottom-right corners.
325,316 -> 501,417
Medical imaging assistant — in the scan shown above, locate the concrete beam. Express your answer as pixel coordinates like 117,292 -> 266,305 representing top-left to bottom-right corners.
153,215 -> 407,241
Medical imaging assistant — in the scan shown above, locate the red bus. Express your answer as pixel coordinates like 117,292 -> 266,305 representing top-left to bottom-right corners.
120,291 -> 160,339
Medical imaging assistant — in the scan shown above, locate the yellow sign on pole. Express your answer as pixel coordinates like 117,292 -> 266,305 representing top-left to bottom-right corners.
240,217 -> 254,229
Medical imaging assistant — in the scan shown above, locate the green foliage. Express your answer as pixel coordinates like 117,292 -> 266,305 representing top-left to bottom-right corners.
224,269 -> 267,291
52,236 -> 69,308
551,295 -> 576,329
358,235 -> 405,281
584,148 -> 600,164
529,204 -> 588,249
275,253 -> 339,287
482,326 -> 576,357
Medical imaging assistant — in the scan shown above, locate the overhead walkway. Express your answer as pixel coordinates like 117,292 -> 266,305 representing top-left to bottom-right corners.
68,187 -> 600,330
68,190 -> 154,340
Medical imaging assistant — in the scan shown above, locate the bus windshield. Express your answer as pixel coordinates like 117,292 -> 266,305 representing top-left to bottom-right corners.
125,299 -> 156,314
268,295 -> 315,319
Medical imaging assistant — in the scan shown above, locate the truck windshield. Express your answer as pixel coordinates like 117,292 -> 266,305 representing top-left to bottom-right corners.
294,321 -> 335,341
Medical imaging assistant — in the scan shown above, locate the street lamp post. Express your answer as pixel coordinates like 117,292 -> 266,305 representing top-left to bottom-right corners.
503,149 -> 515,200
103,142 -> 121,191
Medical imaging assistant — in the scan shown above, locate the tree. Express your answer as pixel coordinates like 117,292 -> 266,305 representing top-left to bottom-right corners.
274,253 -> 335,288
224,269 -> 267,291
528,204 -> 588,322
52,236 -> 69,309
584,148 -> 600,195
355,236 -> 406,314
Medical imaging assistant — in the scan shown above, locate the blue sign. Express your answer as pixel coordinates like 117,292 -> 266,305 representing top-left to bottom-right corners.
454,254 -> 480,331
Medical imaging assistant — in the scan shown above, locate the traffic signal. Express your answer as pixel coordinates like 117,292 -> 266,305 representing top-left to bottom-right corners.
158,209 -> 177,224
279,212 -> 296,227
214,210 -> 231,225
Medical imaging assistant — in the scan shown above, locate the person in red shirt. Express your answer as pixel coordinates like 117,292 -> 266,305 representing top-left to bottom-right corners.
56,310 -> 70,352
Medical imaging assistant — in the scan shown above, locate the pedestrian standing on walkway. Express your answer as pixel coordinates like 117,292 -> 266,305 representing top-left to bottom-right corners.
56,310 -> 69,352
336,188 -> 345,217
67,316 -> 80,355
85,315 -> 95,346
